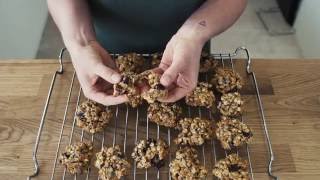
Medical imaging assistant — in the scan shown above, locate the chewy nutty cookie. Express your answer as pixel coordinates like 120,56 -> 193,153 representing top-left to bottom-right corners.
199,53 -> 218,73
113,72 -> 143,107
185,82 -> 215,108
116,53 -> 144,73
212,154 -> 249,180
218,92 -> 244,117
216,118 -> 253,150
95,145 -> 131,180
59,142 -> 93,174
211,68 -> 243,94
174,117 -> 214,146
147,102 -> 182,128
76,100 -> 113,133
141,71 -> 168,103
131,138 -> 169,169
170,147 -> 207,180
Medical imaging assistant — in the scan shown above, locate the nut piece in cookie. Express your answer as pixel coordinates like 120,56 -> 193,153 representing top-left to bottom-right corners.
59,142 -> 93,174
140,70 -> 168,103
147,102 -> 182,128
95,145 -> 131,180
174,117 -> 214,146
212,154 -> 249,180
76,100 -> 113,133
131,138 -> 169,169
169,147 -> 207,180
113,72 -> 143,107
150,53 -> 162,68
211,68 -> 243,94
216,117 -> 253,150
116,53 -> 145,73
218,92 -> 244,117
199,53 -> 218,73
185,82 -> 215,108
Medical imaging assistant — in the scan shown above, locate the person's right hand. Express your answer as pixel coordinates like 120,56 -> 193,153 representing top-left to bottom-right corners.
68,40 -> 128,105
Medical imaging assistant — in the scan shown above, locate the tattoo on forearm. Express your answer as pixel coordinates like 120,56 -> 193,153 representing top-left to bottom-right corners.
199,20 -> 207,27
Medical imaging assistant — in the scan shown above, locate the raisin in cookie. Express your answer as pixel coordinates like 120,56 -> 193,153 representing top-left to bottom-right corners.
211,68 -> 243,94
59,142 -> 93,174
170,147 -> 207,180
185,82 -> 215,108
199,53 -> 218,73
140,70 -> 168,103
116,53 -> 144,73
218,92 -> 244,117
131,138 -> 169,169
147,102 -> 182,128
212,154 -> 249,180
95,145 -> 131,180
174,117 -> 214,146
113,72 -> 143,107
76,100 -> 113,133
216,117 -> 253,150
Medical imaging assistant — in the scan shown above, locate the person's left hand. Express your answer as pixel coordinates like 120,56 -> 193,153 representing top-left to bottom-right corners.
157,34 -> 205,102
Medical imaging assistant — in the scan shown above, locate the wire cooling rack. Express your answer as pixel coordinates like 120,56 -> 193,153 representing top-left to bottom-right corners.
27,47 -> 278,180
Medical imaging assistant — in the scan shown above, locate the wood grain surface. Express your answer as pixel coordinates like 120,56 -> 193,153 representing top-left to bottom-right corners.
0,59 -> 320,180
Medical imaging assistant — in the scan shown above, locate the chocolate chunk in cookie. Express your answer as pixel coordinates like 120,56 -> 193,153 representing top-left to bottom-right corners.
218,92 -> 244,117
216,117 -> 253,150
140,70 -> 168,103
169,147 -> 207,180
76,100 -> 113,133
211,68 -> 243,94
185,82 -> 215,108
174,117 -> 214,146
95,145 -> 131,180
59,142 -> 93,174
212,154 -> 249,180
131,138 -> 169,169
147,102 -> 182,128
116,53 -> 145,73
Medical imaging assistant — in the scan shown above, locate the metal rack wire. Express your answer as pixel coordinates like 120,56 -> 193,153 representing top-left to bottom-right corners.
27,47 -> 278,180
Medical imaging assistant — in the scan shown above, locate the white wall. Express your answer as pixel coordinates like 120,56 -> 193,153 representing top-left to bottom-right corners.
0,0 -> 48,59
294,0 -> 320,58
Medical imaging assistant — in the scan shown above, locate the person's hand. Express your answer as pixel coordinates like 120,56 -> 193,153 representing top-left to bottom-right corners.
68,41 -> 128,105
158,34 -> 205,102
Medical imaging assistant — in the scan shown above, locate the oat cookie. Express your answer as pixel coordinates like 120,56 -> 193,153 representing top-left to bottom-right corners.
170,147 -> 207,180
131,138 -> 169,169
147,102 -> 182,127
199,53 -> 218,73
150,53 -> 162,68
116,53 -> 144,73
211,68 -> 243,94
212,154 -> 249,180
185,82 -> 215,108
218,92 -> 244,117
59,142 -> 93,174
216,117 -> 253,150
76,100 -> 113,133
95,145 -> 131,180
174,117 -> 214,146
140,70 -> 168,103
113,72 -> 143,107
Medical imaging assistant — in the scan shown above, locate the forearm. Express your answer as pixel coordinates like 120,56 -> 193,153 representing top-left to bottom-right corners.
177,0 -> 247,45
47,0 -> 95,50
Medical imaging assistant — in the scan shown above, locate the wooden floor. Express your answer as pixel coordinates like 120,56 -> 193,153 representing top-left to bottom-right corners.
0,59 -> 319,180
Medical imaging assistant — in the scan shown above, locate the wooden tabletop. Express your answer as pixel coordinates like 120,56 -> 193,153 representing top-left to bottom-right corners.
0,59 -> 320,180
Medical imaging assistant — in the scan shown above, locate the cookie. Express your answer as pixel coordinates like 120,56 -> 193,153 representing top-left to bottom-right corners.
169,147 -> 207,180
76,100 -> 113,133
140,70 -> 168,103
59,142 -> 93,174
216,117 -> 253,150
218,92 -> 244,117
211,68 -> 243,94
150,53 -> 162,68
174,117 -> 214,146
147,102 -> 182,128
199,53 -> 218,73
185,82 -> 215,108
131,138 -> 169,169
95,145 -> 131,180
115,53 -> 144,73
113,72 -> 143,107
212,154 -> 249,180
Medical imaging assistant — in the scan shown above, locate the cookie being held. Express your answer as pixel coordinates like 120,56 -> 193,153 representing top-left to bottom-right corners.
140,70 -> 168,103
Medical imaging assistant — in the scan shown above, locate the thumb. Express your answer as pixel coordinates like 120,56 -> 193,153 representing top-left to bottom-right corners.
94,63 -> 122,84
160,54 -> 185,87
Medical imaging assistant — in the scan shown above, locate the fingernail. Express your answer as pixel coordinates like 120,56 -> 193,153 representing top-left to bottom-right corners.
111,74 -> 121,83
